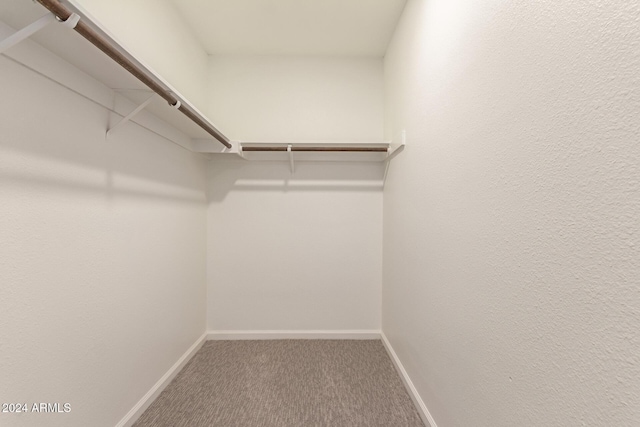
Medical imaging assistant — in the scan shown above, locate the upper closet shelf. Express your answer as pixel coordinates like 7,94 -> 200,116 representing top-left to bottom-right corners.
0,0 -> 406,164
0,0 -> 229,149
193,134 -> 406,166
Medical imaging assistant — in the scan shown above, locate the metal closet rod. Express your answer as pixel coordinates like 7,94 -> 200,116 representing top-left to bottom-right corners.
35,0 -> 232,149
241,146 -> 388,152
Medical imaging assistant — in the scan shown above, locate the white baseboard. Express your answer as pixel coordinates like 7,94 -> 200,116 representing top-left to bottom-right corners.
115,333 -> 207,427
207,330 -> 381,340
380,332 -> 438,427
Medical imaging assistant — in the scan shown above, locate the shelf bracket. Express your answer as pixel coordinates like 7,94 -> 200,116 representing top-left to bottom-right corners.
384,130 -> 406,185
386,130 -> 406,162
0,12 -> 80,54
287,144 -> 295,174
107,93 -> 156,137
237,142 -> 247,159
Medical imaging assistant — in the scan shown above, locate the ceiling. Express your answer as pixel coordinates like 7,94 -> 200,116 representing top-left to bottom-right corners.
169,0 -> 407,56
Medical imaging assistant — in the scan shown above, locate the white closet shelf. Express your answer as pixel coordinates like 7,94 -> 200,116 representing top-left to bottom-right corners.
1,0 -> 407,165
0,0 -> 228,148
194,137 -> 406,166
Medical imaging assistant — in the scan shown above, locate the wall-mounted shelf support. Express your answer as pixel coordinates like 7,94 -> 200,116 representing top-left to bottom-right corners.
287,144 -> 295,173
385,130 -> 406,162
383,130 -> 406,185
0,11 -> 79,54
107,92 -> 156,137
237,142 -> 246,159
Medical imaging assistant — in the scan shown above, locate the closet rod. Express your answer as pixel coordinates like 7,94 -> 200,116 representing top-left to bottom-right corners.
35,0 -> 232,149
242,146 -> 388,152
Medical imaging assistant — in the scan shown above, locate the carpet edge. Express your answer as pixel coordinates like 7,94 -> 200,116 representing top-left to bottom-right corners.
380,332 -> 438,427
115,333 -> 207,427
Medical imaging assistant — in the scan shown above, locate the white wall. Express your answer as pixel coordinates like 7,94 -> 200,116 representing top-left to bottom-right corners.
383,1 -> 640,426
0,27 -> 207,427
207,160 -> 383,331
72,0 -> 210,111
205,55 -> 385,332
207,55 -> 384,141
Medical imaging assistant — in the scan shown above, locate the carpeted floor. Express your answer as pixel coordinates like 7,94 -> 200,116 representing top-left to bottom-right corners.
133,340 -> 424,427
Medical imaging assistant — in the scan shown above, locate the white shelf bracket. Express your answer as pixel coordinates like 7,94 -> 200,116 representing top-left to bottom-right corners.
0,12 -> 80,54
287,144 -> 295,174
384,130 -> 406,185
237,142 -> 246,159
59,13 -> 81,29
107,93 -> 156,137
386,130 -> 406,162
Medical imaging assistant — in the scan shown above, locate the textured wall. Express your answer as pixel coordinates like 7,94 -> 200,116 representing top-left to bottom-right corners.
0,34 -> 207,426
382,1 -> 640,426
207,160 -> 383,331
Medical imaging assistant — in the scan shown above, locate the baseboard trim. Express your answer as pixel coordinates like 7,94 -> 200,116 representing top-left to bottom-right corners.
380,332 -> 438,427
207,330 -> 381,340
115,333 -> 207,427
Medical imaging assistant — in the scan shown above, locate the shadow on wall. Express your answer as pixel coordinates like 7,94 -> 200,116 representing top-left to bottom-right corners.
0,56 -> 206,204
207,159 -> 386,202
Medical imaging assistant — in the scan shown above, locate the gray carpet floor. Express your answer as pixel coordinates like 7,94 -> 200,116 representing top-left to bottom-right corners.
133,340 -> 424,427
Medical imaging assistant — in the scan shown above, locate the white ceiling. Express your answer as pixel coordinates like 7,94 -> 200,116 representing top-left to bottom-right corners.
169,0 -> 407,56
